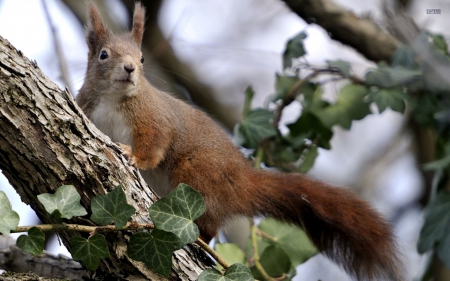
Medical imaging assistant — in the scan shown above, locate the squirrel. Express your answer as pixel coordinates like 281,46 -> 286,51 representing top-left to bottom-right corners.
76,2 -> 403,280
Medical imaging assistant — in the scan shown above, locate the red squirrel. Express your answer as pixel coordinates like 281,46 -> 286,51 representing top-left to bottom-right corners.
76,2 -> 403,280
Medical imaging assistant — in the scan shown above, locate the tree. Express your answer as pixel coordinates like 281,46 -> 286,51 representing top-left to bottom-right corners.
1,0 -> 450,280
0,35 -> 210,280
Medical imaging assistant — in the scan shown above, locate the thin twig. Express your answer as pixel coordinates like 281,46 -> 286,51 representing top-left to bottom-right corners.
296,63 -> 365,84
272,64 -> 365,129
11,222 -> 155,234
254,147 -> 264,170
195,238 -> 230,270
255,228 -> 277,243
272,71 -> 318,128
251,223 -> 274,281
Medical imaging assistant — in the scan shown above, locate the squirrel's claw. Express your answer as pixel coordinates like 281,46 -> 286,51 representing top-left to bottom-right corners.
116,142 -> 137,167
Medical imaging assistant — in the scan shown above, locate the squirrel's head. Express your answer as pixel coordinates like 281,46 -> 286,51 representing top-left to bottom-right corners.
84,1 -> 146,98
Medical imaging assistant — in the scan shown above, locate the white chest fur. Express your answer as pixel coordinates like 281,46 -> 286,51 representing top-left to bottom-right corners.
90,96 -> 172,197
90,96 -> 133,146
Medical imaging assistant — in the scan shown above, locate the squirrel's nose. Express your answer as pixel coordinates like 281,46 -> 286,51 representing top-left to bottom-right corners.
124,64 -> 135,74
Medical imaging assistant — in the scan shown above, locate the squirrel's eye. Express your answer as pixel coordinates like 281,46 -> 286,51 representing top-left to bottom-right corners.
140,56 -> 144,64
99,50 -> 109,60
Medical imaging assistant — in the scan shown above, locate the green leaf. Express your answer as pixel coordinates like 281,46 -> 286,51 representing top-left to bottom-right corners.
299,82 -> 322,111
418,191 -> 450,269
236,109 -> 277,149
313,84 -> 371,129
37,185 -> 87,219
326,60 -> 351,78
365,64 -> 421,88
283,31 -> 307,68
251,245 -> 291,279
299,146 -> 318,173
243,86 -> 255,117
16,227 -> 45,256
368,87 -> 406,113
0,191 -> 19,235
429,33 -> 448,55
128,230 -> 181,277
423,154 -> 450,171
271,74 -> 300,102
198,263 -> 254,281
257,218 -> 317,266
392,45 -> 417,68
148,183 -> 205,246
287,112 -> 333,149
91,186 -> 136,229
410,92 -> 440,126
215,243 -> 246,271
51,209 -> 63,223
70,234 -> 109,271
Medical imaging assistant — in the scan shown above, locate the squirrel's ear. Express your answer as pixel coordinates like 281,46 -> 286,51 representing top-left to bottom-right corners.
86,2 -> 111,51
131,2 -> 146,47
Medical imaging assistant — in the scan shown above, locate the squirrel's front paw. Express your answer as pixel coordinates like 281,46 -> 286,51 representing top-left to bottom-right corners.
116,143 -> 137,167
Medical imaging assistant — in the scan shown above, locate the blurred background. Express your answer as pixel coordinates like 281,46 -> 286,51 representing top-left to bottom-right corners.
0,0 -> 449,280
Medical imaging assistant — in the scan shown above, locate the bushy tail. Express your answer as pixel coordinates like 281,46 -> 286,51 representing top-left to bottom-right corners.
250,170 -> 403,281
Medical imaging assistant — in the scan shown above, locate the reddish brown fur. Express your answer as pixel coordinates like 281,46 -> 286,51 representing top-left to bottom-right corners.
86,3 -> 111,55
76,2 -> 404,280
131,2 -> 145,47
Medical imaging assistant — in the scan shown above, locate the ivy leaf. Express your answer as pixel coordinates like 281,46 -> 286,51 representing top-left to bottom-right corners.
287,112 -> 333,149
392,45 -> 417,68
256,218 -> 317,266
283,31 -> 307,68
215,243 -> 246,271
326,60 -> 351,78
299,82 -> 322,111
0,191 -> 19,235
16,227 -> 45,256
148,183 -> 205,246
51,209 -> 63,223
313,84 -> 370,129
251,245 -> 291,279
418,191 -> 450,269
198,263 -> 254,281
365,64 -> 421,88
128,230 -> 181,277
235,109 -> 277,149
410,92 -> 440,126
368,87 -> 406,113
70,234 -> 109,271
271,74 -> 300,102
37,185 -> 87,219
423,154 -> 450,171
243,86 -> 255,117
429,33 -> 448,55
91,186 -> 136,229
299,145 -> 319,173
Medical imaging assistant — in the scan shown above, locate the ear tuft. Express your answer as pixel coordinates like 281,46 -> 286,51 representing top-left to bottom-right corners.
131,2 -> 146,47
85,1 -> 111,51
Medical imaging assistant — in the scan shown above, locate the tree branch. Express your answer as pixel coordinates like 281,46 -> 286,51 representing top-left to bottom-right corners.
41,0 -> 73,94
282,0 -> 400,62
0,235 -> 86,279
0,35 -> 211,280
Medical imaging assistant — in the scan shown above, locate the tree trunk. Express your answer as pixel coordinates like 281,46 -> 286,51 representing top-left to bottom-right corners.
0,35 -> 210,280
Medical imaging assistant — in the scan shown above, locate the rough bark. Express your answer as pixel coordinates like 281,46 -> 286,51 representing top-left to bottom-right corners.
0,35 -> 210,280
282,0 -> 400,62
